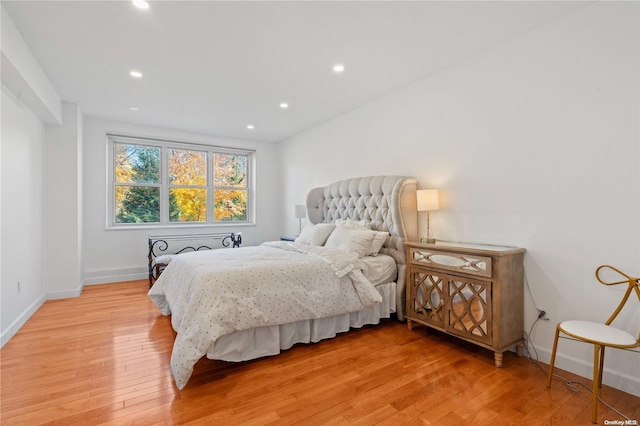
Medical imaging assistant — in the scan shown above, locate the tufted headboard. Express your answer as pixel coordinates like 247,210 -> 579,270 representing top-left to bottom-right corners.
305,176 -> 418,319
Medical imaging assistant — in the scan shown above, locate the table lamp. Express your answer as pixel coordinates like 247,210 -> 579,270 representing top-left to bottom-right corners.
417,189 -> 439,243
295,205 -> 306,235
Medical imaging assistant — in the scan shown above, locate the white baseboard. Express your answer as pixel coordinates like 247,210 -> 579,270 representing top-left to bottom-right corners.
46,283 -> 84,300
536,345 -> 640,398
83,267 -> 147,285
0,294 -> 45,348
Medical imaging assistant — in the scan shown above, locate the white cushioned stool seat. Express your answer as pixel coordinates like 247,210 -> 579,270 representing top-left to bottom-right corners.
559,320 -> 637,347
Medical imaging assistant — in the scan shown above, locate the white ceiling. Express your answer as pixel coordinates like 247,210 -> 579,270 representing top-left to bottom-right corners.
3,1 -> 589,142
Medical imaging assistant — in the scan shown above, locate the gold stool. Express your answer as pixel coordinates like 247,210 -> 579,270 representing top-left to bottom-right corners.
546,265 -> 639,424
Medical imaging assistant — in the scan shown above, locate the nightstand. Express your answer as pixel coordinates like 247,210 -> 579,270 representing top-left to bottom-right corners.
405,240 -> 525,367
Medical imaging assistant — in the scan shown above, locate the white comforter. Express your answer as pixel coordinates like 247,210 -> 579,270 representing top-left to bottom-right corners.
148,241 -> 382,389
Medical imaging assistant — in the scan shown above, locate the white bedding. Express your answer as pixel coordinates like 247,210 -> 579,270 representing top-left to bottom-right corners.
360,254 -> 397,285
148,241 -> 382,389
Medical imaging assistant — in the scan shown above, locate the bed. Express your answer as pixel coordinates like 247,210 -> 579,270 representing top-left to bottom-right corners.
148,175 -> 418,389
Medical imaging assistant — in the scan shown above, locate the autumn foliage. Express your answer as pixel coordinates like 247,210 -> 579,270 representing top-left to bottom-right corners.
114,143 -> 247,224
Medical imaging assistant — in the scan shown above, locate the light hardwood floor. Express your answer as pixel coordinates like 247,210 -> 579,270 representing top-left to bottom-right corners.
1,280 -> 638,425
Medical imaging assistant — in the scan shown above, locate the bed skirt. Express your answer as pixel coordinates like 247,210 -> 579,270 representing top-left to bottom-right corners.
206,282 -> 396,362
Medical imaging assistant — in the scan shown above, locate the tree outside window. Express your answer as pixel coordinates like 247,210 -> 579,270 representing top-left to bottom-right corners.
115,144 -> 161,223
168,148 -> 207,223
110,136 -> 252,226
214,153 -> 247,222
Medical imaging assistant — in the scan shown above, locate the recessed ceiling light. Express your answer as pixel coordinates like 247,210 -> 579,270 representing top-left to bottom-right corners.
247,124 -> 255,130
129,106 -> 140,111
333,64 -> 345,73
132,0 -> 150,10
279,103 -> 289,109
129,70 -> 143,78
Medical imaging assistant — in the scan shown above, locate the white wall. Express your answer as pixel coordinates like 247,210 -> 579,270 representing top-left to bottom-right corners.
279,2 -> 639,396
0,5 -> 61,125
43,102 -> 84,299
82,118 -> 281,285
0,5 -> 63,346
0,87 -> 46,346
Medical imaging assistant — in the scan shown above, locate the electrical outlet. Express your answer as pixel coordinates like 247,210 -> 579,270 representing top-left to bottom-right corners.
538,310 -> 549,320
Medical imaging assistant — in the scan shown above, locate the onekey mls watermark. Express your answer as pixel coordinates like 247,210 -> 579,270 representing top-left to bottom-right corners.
603,420 -> 638,425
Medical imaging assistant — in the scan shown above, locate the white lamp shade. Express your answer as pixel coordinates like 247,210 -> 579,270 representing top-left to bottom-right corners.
417,189 -> 439,211
295,205 -> 307,219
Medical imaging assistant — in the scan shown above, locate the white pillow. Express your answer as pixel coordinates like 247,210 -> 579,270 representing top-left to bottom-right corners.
324,227 -> 377,257
295,223 -> 336,246
368,231 -> 390,256
335,218 -> 388,256
155,254 -> 177,265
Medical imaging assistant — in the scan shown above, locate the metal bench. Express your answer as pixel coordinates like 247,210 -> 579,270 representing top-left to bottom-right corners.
147,232 -> 242,286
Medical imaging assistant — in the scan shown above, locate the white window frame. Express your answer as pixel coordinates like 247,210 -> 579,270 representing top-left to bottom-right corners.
107,134 -> 255,229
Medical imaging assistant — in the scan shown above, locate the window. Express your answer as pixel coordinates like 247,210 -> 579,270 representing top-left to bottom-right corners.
108,135 -> 253,227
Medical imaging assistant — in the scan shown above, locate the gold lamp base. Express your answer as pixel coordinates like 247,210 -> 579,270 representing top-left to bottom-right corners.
421,210 -> 437,244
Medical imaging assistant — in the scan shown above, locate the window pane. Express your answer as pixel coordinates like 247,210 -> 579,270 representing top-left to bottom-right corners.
214,189 -> 247,221
169,188 -> 207,222
214,154 -> 247,187
169,149 -> 206,185
115,144 -> 160,184
115,186 -> 160,223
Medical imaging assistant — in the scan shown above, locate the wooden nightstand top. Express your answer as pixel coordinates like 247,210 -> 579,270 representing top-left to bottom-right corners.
405,240 -> 525,256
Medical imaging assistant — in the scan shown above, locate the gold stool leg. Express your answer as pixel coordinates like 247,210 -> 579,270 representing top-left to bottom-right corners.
598,346 -> 605,389
592,344 -> 600,424
547,325 -> 561,388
